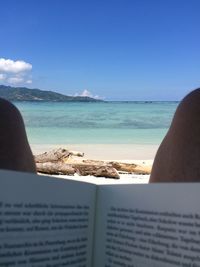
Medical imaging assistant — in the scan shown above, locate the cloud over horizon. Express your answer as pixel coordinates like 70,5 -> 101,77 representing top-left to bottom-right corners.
74,89 -> 102,99
0,58 -> 32,85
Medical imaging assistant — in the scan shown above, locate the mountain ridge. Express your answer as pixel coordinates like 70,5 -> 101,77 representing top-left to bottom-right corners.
0,85 -> 103,102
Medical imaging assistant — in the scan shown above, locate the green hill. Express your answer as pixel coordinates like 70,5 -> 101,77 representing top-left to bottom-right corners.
0,85 -> 103,102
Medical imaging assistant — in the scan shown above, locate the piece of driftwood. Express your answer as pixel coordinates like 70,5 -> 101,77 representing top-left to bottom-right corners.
36,162 -> 76,175
74,164 -> 120,179
35,148 -> 151,177
82,159 -> 151,174
35,148 -> 84,163
36,162 -> 119,179
109,161 -> 151,174
69,151 -> 84,157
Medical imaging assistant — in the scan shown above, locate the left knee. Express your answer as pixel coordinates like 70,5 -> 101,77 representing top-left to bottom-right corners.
0,98 -> 36,173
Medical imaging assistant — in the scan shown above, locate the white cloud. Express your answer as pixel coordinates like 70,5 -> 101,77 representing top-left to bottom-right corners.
75,89 -> 102,99
26,79 -> 32,84
0,58 -> 33,85
80,89 -> 92,97
0,73 -> 6,80
7,76 -> 24,84
0,58 -> 32,73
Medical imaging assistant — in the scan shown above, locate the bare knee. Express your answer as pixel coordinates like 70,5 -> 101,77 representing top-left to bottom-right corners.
169,88 -> 200,142
171,88 -> 200,129
0,98 -> 36,173
0,98 -> 27,148
150,88 -> 200,182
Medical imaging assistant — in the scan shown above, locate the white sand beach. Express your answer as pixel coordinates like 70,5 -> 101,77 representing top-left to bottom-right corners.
33,144 -> 157,184
31,143 -> 158,160
52,173 -> 150,185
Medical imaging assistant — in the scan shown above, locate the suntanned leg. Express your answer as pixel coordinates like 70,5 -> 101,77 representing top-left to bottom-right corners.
0,98 -> 36,173
150,88 -> 200,182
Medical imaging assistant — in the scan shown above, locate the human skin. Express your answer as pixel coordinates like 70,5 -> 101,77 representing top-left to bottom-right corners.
150,89 -> 200,182
0,98 -> 36,173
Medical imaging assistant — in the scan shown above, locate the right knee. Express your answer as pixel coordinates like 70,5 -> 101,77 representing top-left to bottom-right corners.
173,88 -> 200,123
150,88 -> 200,182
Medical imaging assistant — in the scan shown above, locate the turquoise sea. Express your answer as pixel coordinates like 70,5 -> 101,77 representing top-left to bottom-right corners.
15,101 -> 179,145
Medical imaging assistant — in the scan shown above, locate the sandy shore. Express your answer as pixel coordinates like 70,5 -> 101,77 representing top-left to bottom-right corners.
33,143 -> 156,184
31,143 -> 158,160
51,173 -> 150,185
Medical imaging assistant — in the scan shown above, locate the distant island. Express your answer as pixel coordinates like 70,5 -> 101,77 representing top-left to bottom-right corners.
0,85 -> 103,102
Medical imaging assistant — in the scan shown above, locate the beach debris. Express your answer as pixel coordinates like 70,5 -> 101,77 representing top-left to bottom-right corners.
36,162 -> 76,175
34,148 -> 84,163
69,150 -> 84,157
109,161 -> 151,174
36,162 -> 119,179
74,163 -> 120,179
80,159 -> 151,174
35,148 -> 151,178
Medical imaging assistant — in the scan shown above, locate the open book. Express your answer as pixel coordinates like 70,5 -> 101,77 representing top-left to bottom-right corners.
0,169 -> 200,267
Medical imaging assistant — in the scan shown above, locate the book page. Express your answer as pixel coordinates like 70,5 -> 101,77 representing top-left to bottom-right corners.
94,183 -> 200,267
0,170 -> 96,267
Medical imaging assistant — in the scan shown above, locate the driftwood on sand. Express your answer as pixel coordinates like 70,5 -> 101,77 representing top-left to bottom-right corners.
81,159 -> 151,175
109,161 -> 151,174
35,148 -> 151,179
36,162 -> 76,175
35,148 -> 84,163
73,163 -> 120,179
36,162 -> 120,179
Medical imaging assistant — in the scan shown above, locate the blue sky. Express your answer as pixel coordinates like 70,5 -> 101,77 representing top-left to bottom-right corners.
0,0 -> 200,100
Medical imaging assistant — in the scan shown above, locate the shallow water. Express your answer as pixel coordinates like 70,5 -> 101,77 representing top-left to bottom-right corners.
15,101 -> 178,145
